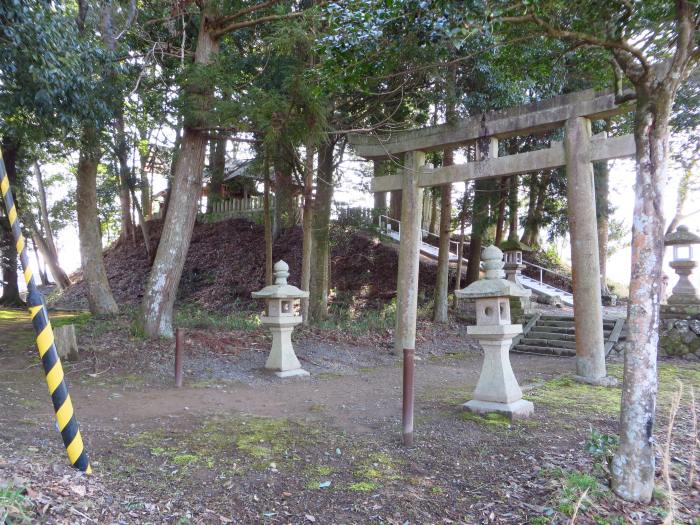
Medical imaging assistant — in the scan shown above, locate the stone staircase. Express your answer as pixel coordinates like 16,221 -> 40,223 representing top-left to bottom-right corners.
512,313 -> 625,357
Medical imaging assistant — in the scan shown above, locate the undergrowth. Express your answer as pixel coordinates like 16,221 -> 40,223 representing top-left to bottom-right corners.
0,485 -> 31,524
174,303 -> 261,331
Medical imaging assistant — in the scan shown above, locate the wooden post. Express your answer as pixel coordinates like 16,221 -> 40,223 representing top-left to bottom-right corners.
564,117 -> 608,383
395,151 -> 425,353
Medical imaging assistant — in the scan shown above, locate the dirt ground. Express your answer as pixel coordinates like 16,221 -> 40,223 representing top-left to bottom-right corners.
1,308 -> 698,524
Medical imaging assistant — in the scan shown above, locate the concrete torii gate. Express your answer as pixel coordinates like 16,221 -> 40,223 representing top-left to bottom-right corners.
349,88 -> 635,443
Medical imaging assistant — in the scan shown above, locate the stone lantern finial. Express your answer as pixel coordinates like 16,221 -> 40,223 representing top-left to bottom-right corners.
274,260 -> 290,285
483,245 -> 506,279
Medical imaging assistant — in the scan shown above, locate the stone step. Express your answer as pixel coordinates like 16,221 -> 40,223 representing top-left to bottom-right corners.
528,330 -> 577,341
533,324 -> 576,334
512,344 -> 576,357
537,320 -> 576,328
537,314 -> 617,327
532,323 -> 613,337
538,315 -> 575,322
520,338 -> 577,349
536,319 -> 616,329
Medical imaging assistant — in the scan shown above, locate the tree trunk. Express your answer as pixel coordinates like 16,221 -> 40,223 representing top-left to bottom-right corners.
452,217 -> 465,309
429,190 -> 438,234
76,125 -> 119,315
115,112 -> 134,242
433,62 -> 455,322
466,138 -> 498,284
138,135 -> 152,217
494,177 -> 508,245
309,141 -> 334,322
373,160 -> 387,217
128,182 -> 152,259
34,163 -> 60,260
263,155 -> 273,285
32,232 -> 71,290
273,144 -> 296,232
29,237 -> 49,285
207,137 -> 226,213
520,174 -> 538,245
465,179 -> 493,284
0,140 -> 22,306
508,175 -> 518,239
0,218 -> 21,306
594,160 -> 610,293
141,20 -> 218,337
389,190 -> 402,220
528,171 -> 551,248
611,89 -> 673,503
300,145 -> 314,323
433,183 -> 451,322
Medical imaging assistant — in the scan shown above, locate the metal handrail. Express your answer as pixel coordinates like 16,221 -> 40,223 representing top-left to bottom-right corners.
378,215 -> 462,257
522,260 -> 571,289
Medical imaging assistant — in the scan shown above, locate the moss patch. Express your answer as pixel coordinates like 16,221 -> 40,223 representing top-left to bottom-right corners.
459,411 -> 512,427
353,451 -> 402,484
527,376 -> 621,417
0,309 -> 35,351
348,481 -> 378,492
123,415 -> 317,478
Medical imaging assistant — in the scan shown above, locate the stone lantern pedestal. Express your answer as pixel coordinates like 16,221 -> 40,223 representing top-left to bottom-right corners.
252,261 -> 310,378
456,245 -> 534,419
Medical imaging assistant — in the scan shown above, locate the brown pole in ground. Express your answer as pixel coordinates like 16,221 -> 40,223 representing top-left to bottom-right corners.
402,347 -> 415,446
175,328 -> 184,387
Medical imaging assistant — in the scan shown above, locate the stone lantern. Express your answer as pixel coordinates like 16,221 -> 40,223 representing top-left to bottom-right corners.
500,237 -> 533,319
455,245 -> 534,419
252,260 -> 310,377
500,237 -> 529,284
665,225 -> 700,305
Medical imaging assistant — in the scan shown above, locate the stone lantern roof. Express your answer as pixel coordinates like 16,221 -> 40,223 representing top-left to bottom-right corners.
499,236 -> 532,253
456,245 -> 531,299
252,261 -> 309,300
664,225 -> 700,246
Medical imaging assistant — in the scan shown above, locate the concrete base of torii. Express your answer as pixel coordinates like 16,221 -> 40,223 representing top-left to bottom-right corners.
463,324 -> 534,419
261,316 -> 309,378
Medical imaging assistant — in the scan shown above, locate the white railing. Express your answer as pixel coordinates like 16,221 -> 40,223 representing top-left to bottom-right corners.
378,215 -> 463,258
378,214 -> 401,237
522,260 -> 572,290
210,196 -> 265,215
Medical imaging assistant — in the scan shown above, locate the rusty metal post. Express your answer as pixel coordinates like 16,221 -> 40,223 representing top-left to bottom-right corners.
402,348 -> 415,446
175,328 -> 184,387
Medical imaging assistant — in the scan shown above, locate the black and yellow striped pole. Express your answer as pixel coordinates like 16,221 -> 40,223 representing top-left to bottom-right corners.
0,152 -> 91,473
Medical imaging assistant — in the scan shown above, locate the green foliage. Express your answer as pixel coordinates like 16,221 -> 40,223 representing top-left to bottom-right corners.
0,485 -> 31,524
0,1 -> 115,135
585,428 -> 619,459
174,303 -> 261,331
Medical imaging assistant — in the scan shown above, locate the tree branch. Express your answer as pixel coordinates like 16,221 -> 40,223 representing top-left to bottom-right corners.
499,13 -> 650,73
115,0 -> 138,41
210,0 -> 282,29
665,0 -> 697,86
210,10 -> 304,38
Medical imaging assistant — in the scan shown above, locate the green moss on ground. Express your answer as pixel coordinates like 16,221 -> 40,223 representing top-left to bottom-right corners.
459,411 -> 512,427
527,376 -> 622,416
124,415 -> 317,477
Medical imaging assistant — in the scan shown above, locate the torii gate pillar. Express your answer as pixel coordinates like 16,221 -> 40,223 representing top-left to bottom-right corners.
395,151 -> 425,354
564,117 -> 610,384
